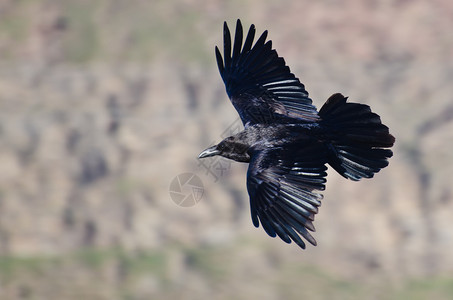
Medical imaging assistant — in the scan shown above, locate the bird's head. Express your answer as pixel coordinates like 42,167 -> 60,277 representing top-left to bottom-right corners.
198,136 -> 250,163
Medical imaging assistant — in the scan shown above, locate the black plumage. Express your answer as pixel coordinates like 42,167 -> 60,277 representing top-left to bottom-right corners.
198,19 -> 395,249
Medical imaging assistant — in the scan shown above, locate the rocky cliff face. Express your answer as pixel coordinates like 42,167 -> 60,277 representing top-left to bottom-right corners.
1,0 -> 453,296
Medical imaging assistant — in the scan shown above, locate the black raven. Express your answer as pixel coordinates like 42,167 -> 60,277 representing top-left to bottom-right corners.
198,19 -> 395,249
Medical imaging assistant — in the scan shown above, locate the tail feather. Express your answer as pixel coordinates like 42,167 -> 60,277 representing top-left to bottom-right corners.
319,93 -> 395,181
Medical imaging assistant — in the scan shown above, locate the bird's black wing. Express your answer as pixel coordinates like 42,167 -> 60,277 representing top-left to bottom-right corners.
216,19 -> 319,125
246,139 -> 328,249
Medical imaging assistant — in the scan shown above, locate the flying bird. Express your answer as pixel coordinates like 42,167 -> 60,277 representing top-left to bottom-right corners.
198,19 -> 395,249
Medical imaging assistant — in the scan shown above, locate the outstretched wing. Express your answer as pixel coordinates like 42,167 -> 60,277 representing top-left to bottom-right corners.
246,139 -> 328,249
216,19 -> 319,125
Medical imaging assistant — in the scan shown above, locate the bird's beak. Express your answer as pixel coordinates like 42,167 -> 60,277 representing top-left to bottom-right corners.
198,145 -> 220,159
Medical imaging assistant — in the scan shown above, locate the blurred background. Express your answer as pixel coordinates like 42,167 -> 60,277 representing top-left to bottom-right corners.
1,0 -> 453,299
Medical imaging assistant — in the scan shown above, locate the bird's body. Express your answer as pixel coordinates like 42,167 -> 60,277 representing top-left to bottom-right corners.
207,122 -> 319,161
198,20 -> 395,249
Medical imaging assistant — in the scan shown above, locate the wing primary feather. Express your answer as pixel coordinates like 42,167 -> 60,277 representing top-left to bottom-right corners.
242,24 -> 256,54
243,36 -> 271,70
250,202 -> 260,227
254,30 -> 268,47
278,197 -> 315,221
279,188 -> 319,214
268,208 -> 307,248
215,46 -> 224,77
270,205 -> 316,245
275,206 -> 317,245
275,202 -> 316,231
232,19 -> 243,63
258,212 -> 277,238
263,209 -> 292,243
223,21 -> 232,69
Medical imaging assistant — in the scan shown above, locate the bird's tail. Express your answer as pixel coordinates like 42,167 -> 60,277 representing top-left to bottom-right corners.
319,93 -> 395,181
